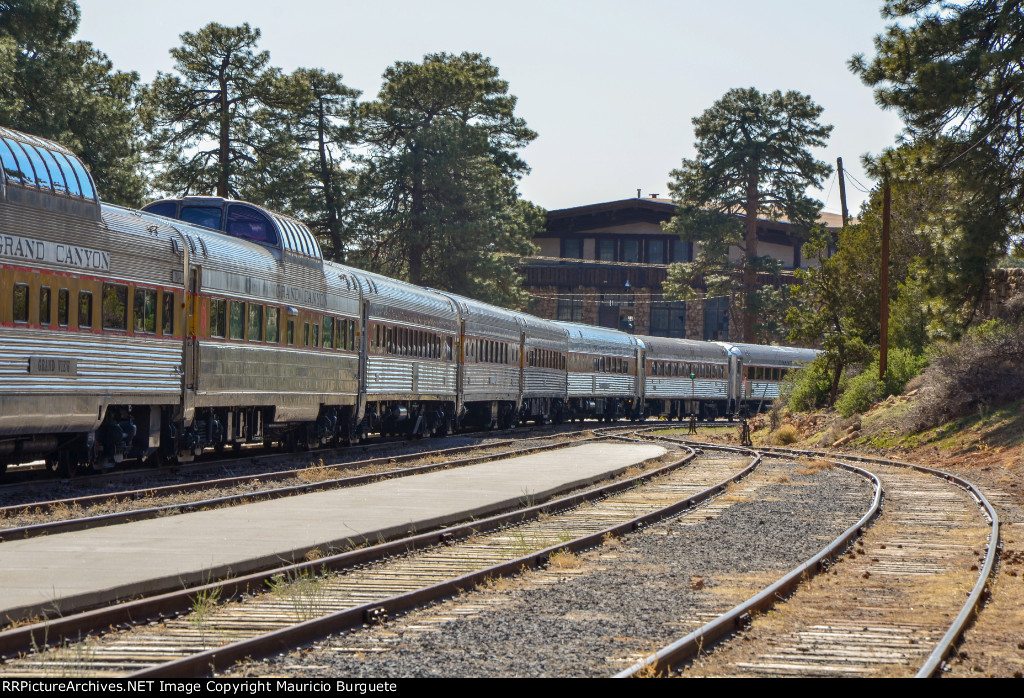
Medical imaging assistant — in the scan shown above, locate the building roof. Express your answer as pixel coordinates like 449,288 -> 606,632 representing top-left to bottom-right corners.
544,196 -> 848,235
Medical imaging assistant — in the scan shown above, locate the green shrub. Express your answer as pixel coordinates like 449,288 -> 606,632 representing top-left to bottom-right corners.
836,348 -> 928,418
836,371 -> 884,417
788,355 -> 837,412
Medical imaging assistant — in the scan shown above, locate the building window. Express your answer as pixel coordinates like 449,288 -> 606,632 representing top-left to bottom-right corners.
597,239 -> 616,261
704,296 -> 729,341
672,239 -> 692,263
556,294 -> 584,322
562,238 -> 583,259
622,239 -> 640,263
650,298 -> 687,338
648,239 -> 666,264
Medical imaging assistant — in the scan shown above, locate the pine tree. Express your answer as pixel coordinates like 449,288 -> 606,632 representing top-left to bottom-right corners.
664,87 -> 832,343
353,52 -> 541,307
140,22 -> 277,198
851,0 -> 1024,314
0,0 -> 144,206
262,68 -> 361,261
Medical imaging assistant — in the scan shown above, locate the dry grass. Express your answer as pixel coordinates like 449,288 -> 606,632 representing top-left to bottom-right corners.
718,481 -> 753,504
548,549 -> 582,570
793,458 -> 832,475
297,459 -> 338,484
770,424 -> 800,446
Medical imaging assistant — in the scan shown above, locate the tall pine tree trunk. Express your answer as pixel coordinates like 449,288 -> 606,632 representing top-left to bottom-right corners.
742,174 -> 759,343
217,57 -> 230,198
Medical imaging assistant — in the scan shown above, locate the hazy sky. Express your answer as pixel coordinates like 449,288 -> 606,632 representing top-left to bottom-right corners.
76,0 -> 905,215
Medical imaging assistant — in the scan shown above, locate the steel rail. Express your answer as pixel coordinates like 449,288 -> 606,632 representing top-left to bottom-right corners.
614,450 -> 882,678
0,434 -> 602,542
0,433 -> 695,660
126,442 -> 761,678
0,421 -> 597,492
754,445 -> 1000,678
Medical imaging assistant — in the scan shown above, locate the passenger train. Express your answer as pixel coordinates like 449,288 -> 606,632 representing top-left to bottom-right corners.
0,126 -> 818,475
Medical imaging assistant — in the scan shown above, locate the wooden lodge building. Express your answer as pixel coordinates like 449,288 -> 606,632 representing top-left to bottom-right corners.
518,196 -> 843,341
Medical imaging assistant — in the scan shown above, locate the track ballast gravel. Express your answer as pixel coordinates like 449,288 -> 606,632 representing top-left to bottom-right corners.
235,456 -> 874,678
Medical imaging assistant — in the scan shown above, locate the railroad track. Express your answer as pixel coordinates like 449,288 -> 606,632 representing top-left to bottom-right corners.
0,428 -> 607,542
0,421 -> 596,493
621,443 -> 999,678
0,440 -> 760,677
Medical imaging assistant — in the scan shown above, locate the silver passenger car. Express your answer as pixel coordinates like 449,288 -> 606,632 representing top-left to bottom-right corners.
555,321 -> 642,421
518,313 -> 569,424
0,128 -> 185,471
141,197 -> 362,454
435,291 -> 522,428
718,342 -> 820,415
638,335 -> 732,420
351,269 -> 459,436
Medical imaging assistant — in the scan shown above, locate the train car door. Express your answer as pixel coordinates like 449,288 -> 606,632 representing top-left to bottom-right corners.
182,264 -> 201,425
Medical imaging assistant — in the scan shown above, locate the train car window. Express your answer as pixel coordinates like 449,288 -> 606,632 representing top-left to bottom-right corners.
266,307 -> 280,343
64,154 -> 96,199
102,284 -> 128,330
181,206 -> 223,231
248,304 -> 264,342
58,288 -> 69,326
446,336 -> 453,361
52,151 -> 84,196
134,288 -> 157,333
304,322 -> 310,347
38,148 -> 69,194
226,205 -> 278,245
210,298 -> 226,338
287,320 -> 295,345
39,286 -> 51,325
746,366 -> 754,380
0,139 -> 30,184
323,317 -> 334,349
312,321 -> 319,348
13,283 -> 28,323
156,290 -> 168,334
349,320 -> 356,352
21,143 -> 52,190
78,291 -> 93,329
561,354 -> 566,370
229,301 -> 245,340
145,202 -> 177,218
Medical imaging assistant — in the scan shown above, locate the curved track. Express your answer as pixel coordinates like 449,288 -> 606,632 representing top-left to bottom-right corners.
621,443 -> 999,678
0,440 -> 761,677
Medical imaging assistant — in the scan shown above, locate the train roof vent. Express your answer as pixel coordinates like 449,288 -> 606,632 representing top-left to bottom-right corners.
0,126 -> 100,218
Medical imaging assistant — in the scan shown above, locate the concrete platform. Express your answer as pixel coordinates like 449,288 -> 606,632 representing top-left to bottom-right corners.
0,442 -> 665,623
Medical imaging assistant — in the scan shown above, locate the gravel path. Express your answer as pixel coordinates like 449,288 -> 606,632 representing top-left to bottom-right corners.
232,456 -> 874,678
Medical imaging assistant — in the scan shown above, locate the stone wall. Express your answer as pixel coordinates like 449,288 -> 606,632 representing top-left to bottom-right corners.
982,267 -> 1024,319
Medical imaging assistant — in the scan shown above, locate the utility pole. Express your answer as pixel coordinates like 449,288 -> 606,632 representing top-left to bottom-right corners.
837,157 -> 850,228
880,181 -> 890,381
